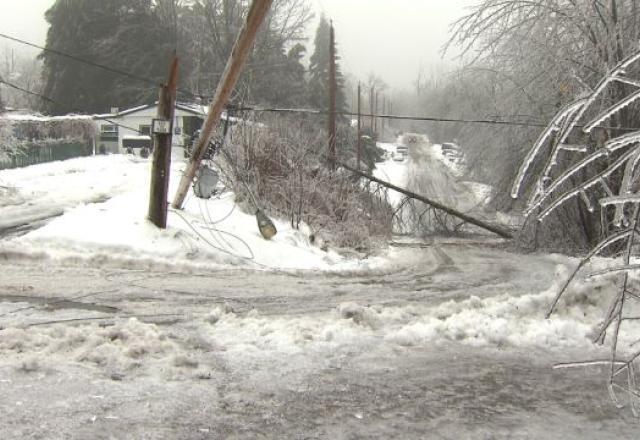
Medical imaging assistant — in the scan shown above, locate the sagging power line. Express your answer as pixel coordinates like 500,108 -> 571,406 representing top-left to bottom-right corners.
0,32 -> 581,130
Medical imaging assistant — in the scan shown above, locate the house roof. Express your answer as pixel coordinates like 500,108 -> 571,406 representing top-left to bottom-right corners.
1,109 -> 95,122
108,102 -> 208,118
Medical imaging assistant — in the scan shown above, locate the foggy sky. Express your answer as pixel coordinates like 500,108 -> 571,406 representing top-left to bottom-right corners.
311,0 -> 475,90
0,0 -> 474,91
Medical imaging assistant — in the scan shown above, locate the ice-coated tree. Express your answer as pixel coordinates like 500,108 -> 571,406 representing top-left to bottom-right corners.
514,50 -> 640,416
437,0 -> 640,249
307,15 -> 347,117
0,118 -> 16,161
41,0 -> 178,114
179,0 -> 312,107
1,48 -> 43,110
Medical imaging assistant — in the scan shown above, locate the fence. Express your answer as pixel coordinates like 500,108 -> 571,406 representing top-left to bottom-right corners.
0,139 -> 93,171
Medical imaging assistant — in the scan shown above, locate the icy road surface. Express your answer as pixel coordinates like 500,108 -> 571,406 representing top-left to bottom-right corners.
0,240 -> 637,439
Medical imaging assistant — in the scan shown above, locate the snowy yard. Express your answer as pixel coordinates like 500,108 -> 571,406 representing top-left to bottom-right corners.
0,152 -> 637,438
0,241 -> 637,438
0,155 -> 379,271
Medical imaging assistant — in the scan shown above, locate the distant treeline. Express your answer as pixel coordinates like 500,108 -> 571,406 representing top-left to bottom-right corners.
39,0 -> 347,116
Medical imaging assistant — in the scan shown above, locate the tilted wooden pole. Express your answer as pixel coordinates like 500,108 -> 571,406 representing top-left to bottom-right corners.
338,160 -> 513,239
328,21 -> 337,170
172,0 -> 273,209
148,56 -> 179,228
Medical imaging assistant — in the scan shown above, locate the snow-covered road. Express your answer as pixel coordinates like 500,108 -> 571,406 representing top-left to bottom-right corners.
0,240 -> 636,439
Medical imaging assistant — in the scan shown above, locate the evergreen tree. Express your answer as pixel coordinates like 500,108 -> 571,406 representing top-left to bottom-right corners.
308,15 -> 347,116
40,0 -> 177,114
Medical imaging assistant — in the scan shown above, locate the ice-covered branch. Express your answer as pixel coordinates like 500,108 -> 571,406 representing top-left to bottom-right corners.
511,98 -> 586,198
584,89 -> 640,133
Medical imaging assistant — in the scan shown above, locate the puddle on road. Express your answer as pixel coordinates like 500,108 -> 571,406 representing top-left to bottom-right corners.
0,294 -> 119,314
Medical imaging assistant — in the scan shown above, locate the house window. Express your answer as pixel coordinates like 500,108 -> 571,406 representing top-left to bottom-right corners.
139,125 -> 151,135
100,124 -> 118,140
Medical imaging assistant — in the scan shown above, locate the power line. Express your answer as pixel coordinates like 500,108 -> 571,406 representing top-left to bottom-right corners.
0,33 -> 162,89
233,106 -> 548,127
0,77 -> 145,135
231,106 -> 640,132
3,33 -> 638,132
0,33 -> 300,102
0,75 -> 53,103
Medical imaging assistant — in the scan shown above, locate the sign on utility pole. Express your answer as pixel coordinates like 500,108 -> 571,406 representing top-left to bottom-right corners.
148,56 -> 178,229
172,0 -> 274,210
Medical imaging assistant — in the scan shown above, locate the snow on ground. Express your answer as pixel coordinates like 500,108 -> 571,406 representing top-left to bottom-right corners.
373,142 -> 408,207
0,155 -> 381,271
0,243 -> 623,375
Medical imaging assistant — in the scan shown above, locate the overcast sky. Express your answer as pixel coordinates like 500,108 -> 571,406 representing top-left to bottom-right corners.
311,0 -> 475,90
0,0 -> 474,90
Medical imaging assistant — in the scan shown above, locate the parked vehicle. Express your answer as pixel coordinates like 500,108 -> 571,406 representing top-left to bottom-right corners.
396,145 -> 409,157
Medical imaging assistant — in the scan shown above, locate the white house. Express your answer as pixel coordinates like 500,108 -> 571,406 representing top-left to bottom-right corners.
95,102 -> 208,156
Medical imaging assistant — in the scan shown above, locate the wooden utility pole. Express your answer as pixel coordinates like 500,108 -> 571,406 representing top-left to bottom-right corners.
356,82 -> 362,171
148,56 -> 179,229
373,90 -> 379,133
380,96 -> 387,133
172,0 -> 273,210
369,86 -> 375,132
328,21 -> 337,169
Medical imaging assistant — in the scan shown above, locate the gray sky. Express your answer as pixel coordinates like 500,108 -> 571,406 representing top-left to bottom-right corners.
311,0 -> 474,90
0,0 -> 474,90
0,0 -> 51,54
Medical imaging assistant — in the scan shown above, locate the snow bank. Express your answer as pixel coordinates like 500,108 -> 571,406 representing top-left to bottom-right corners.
0,155 -> 382,271
199,263 -> 621,362
0,318 -> 201,377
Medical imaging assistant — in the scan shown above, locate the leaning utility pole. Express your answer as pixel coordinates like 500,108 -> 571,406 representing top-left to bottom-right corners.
148,56 -> 179,228
356,82 -> 362,170
172,0 -> 273,210
338,160 -> 513,239
328,21 -> 337,170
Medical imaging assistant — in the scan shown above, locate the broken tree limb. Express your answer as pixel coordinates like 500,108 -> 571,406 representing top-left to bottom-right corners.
337,161 -> 514,239
172,0 -> 274,210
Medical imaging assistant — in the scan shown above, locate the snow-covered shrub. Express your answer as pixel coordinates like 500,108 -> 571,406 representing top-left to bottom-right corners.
0,118 -> 16,161
513,50 -> 640,415
219,115 -> 393,250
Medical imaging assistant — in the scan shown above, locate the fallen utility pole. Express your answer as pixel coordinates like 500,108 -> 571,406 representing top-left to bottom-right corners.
328,21 -> 337,169
148,56 -> 179,228
338,160 -> 514,239
172,0 -> 273,210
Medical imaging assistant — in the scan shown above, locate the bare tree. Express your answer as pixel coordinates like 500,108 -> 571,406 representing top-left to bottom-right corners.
437,0 -> 640,249
514,50 -> 640,415
0,47 -> 43,110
